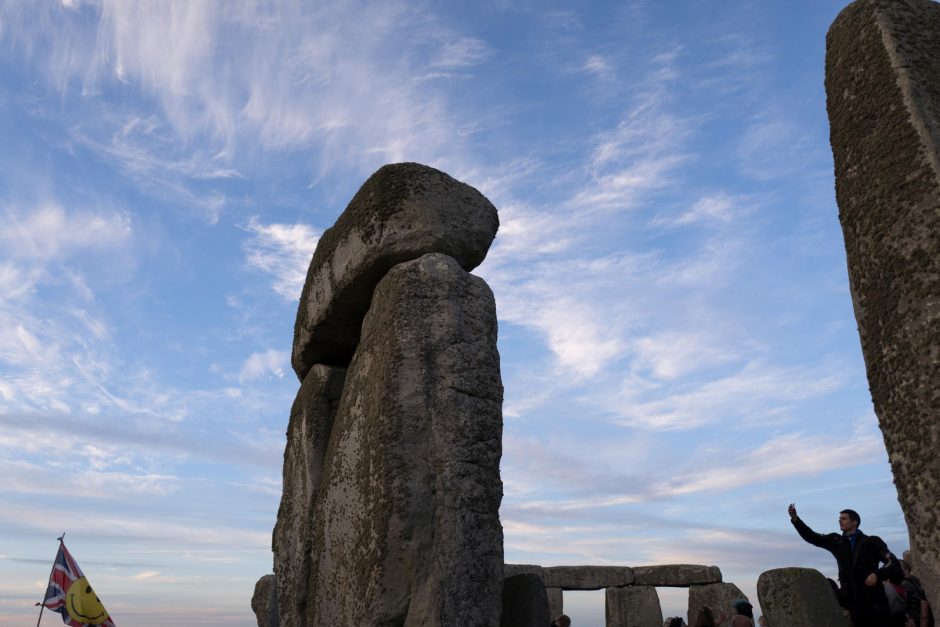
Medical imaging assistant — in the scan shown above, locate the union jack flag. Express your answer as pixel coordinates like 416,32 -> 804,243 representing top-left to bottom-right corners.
41,542 -> 116,627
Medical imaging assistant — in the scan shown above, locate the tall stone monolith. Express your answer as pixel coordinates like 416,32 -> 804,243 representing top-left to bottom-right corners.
308,253 -> 504,626
272,364 -> 346,627
827,0 -> 940,609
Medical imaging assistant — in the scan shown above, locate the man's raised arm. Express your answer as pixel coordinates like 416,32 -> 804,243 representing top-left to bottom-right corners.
788,503 -> 833,549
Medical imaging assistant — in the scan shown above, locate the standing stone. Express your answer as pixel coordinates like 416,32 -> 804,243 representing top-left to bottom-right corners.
687,582 -> 748,626
501,574 -> 551,627
308,253 -> 504,626
252,574 -> 278,627
606,586 -> 663,627
291,162 -> 499,380
273,365 -> 346,627
757,568 -> 844,627
827,0 -> 940,610
546,587 -> 564,620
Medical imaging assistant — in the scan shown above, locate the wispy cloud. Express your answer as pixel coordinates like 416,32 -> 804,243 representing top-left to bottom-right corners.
241,218 -> 319,301
237,348 -> 289,384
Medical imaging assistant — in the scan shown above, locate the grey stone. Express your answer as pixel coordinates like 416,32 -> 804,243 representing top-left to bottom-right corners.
505,564 -> 545,581
827,0 -> 940,611
606,586 -> 663,627
308,253 -> 504,626
632,565 -> 721,587
546,587 -> 563,619
687,582 -> 748,626
272,365 -> 346,627
757,568 -> 844,627
543,565 -> 635,590
252,574 -> 278,627
501,574 -> 551,627
291,162 -> 499,380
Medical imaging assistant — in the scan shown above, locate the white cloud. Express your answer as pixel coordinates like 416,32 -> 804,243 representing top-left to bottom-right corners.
610,360 -> 847,431
0,204 -> 131,261
242,218 -> 319,300
237,348 -> 289,384
632,331 -> 741,380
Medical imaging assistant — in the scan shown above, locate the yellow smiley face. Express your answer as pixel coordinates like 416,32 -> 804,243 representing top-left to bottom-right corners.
66,576 -> 109,625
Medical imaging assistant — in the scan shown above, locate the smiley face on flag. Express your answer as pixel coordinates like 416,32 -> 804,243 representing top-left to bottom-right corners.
66,576 -> 109,625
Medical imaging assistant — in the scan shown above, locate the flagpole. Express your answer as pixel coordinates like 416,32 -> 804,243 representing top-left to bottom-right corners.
35,533 -> 65,627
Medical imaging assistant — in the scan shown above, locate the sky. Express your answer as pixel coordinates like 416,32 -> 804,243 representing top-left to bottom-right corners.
0,1 -> 915,625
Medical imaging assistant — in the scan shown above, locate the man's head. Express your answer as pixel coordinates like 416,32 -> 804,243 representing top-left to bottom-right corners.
900,559 -> 913,575
839,509 -> 860,532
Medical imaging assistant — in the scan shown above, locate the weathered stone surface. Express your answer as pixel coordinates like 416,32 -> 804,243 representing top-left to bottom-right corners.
757,568 -> 844,627
687,582 -> 748,626
505,564 -> 545,580
543,566 -> 635,590
632,565 -> 721,587
291,162 -> 499,380
546,587 -> 564,619
272,365 -> 345,627
606,586 -> 662,627
308,253 -> 504,626
252,574 -> 278,627
501,574 -> 551,627
827,0 -> 940,611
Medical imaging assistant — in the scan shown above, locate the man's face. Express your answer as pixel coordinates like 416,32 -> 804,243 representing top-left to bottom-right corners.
839,512 -> 858,532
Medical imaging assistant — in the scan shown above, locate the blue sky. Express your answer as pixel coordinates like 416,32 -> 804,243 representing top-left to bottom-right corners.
0,1 -> 912,625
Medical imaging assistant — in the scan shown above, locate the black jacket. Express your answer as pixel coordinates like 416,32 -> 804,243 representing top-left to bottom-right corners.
791,516 -> 901,612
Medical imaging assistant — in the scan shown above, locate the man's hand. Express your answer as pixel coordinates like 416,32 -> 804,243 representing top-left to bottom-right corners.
788,503 -> 797,520
865,573 -> 878,587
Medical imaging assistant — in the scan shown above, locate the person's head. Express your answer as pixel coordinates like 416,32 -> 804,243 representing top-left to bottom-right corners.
839,508 -> 860,532
552,615 -> 571,627
758,617 -> 768,627
900,559 -> 913,575
733,600 -> 753,619
693,606 -> 717,627
669,618 -> 685,627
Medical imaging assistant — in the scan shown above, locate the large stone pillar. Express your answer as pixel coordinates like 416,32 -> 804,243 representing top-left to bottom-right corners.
272,365 -> 346,627
308,253 -> 504,626
605,586 -> 662,627
826,0 -> 940,609
757,568 -> 845,627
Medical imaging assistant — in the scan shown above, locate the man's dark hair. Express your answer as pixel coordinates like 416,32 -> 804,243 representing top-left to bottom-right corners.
841,509 -> 861,526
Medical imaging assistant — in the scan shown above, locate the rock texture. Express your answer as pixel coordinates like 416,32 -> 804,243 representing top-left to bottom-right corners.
632,565 -> 721,587
546,587 -> 563,619
501,574 -> 551,627
687,582 -> 748,626
504,564 -> 545,581
252,574 -> 278,627
543,566 -> 635,590
606,586 -> 663,627
757,568 -> 844,627
273,365 -> 346,627
291,162 -> 499,380
826,0 -> 940,610
307,253 -> 504,626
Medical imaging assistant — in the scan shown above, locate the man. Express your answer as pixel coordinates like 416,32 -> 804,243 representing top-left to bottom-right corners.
788,503 -> 901,627
900,559 -> 931,627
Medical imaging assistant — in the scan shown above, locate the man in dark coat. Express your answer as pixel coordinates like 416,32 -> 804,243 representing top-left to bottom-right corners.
788,503 -> 902,627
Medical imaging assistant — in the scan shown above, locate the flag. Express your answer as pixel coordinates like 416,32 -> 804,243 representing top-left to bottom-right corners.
41,542 -> 116,627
